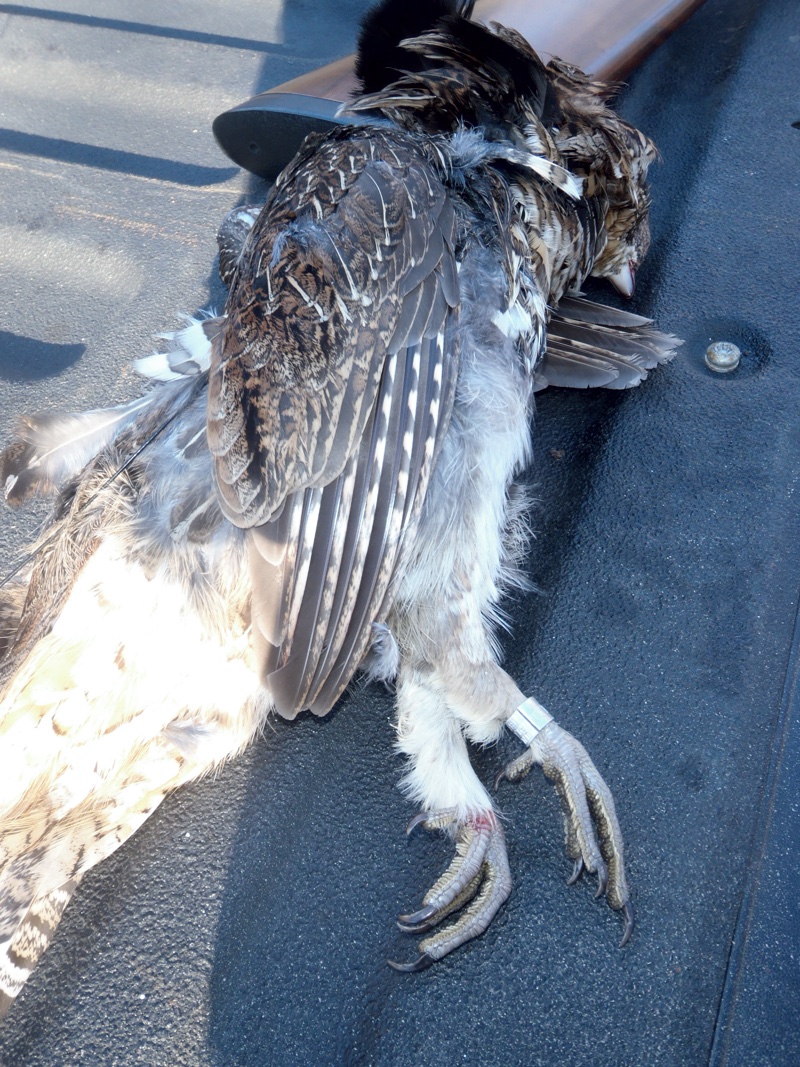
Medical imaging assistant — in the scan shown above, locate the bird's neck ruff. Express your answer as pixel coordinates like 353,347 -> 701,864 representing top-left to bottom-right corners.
344,10 -> 651,304
346,16 -> 559,143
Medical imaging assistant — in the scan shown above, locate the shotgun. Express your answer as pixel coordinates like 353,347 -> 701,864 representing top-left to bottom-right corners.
213,0 -> 706,180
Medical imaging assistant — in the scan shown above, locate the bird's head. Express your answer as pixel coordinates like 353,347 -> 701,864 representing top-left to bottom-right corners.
545,58 -> 658,298
350,2 -> 658,298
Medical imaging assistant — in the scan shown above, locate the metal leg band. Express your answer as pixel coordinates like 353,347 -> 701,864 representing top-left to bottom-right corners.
506,696 -> 554,747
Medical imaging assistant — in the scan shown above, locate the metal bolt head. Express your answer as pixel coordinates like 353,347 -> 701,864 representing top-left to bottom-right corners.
705,341 -> 741,373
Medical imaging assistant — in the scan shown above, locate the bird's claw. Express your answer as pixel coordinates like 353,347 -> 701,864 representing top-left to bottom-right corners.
620,901 -> 635,948
567,856 -> 584,885
492,766 -> 508,792
405,810 -> 434,836
387,952 -> 435,973
389,811 -> 512,971
396,902 -> 438,933
496,721 -> 633,945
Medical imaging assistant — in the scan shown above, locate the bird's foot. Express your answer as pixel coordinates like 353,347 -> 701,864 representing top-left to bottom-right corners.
496,718 -> 633,947
388,809 -> 512,972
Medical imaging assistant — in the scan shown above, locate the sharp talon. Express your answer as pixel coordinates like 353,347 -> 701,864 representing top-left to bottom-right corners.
387,952 -> 435,973
619,902 -> 634,948
397,902 -> 438,927
493,768 -> 507,792
594,861 -> 608,899
397,915 -> 438,935
405,811 -> 430,836
567,858 -> 584,886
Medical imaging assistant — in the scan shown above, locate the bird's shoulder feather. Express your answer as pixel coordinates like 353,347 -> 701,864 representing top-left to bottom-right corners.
207,126 -> 458,530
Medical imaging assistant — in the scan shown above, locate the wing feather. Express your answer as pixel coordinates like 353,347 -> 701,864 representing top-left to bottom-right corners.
259,331 -> 455,720
231,127 -> 461,718
252,330 -> 452,718
310,325 -> 457,714
536,293 -> 681,390
208,127 -> 459,530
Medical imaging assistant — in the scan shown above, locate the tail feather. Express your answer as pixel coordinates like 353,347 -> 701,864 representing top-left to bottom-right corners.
0,738 -> 180,1021
0,879 -> 80,1018
0,541 -> 264,1015
0,359 -> 265,1016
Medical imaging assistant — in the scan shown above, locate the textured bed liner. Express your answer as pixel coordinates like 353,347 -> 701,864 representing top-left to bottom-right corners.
0,0 -> 797,1063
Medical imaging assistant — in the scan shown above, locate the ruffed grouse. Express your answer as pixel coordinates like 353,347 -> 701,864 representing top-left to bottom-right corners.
0,0 -> 679,1011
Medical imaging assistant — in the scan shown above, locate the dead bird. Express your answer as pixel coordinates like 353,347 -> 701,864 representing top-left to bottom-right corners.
0,0 -> 679,1011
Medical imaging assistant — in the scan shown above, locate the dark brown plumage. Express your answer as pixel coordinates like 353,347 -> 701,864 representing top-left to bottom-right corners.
209,128 -> 458,529
0,0 -> 680,1014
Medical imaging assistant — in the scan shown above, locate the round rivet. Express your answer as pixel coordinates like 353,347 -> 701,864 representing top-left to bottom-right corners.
705,341 -> 741,373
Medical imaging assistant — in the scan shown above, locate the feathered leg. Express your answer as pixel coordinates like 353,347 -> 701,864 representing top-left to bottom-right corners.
386,315 -> 631,966
389,624 -> 631,967
389,666 -> 512,971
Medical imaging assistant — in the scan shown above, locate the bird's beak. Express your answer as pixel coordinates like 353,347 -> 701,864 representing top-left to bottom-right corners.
609,262 -> 635,298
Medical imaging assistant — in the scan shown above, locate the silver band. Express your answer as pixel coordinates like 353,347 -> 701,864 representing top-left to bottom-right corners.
506,696 -> 554,746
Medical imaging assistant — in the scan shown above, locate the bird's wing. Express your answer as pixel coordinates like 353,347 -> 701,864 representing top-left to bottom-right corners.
207,128 -> 460,717
536,293 -> 681,390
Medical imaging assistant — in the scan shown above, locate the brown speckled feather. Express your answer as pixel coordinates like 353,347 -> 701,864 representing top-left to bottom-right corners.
209,127 -> 459,716
208,127 -> 458,530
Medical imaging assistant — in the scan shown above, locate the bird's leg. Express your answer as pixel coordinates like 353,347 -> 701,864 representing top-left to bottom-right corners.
389,667 -> 512,971
448,673 -> 633,947
388,338 -> 632,958
389,637 -> 632,966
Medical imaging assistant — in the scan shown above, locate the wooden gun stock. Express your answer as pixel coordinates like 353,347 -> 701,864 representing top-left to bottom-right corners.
213,0 -> 706,179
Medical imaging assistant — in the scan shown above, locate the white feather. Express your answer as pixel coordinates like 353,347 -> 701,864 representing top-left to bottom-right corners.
1,396 -> 155,504
134,314 -> 219,381
395,669 -> 494,820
